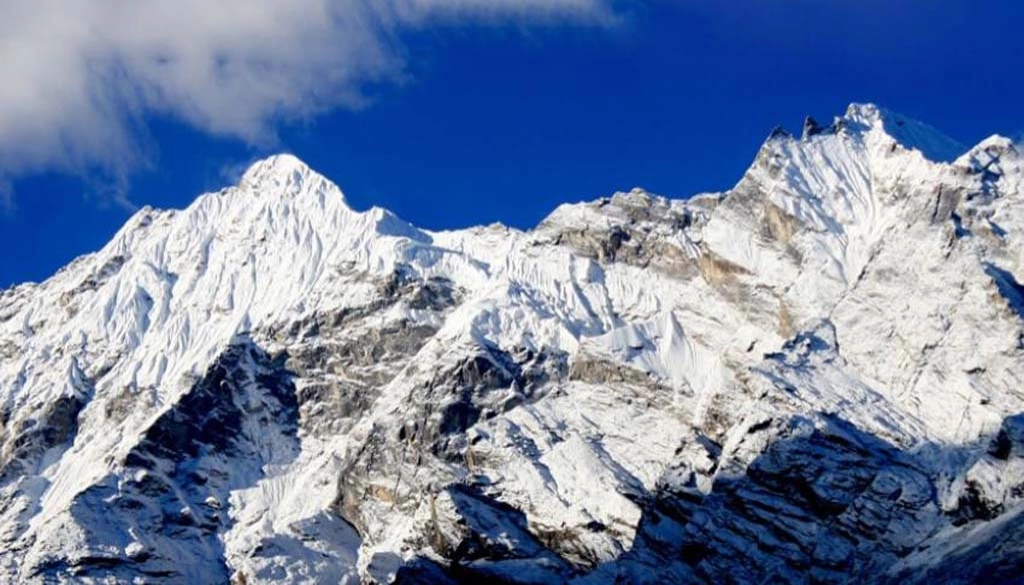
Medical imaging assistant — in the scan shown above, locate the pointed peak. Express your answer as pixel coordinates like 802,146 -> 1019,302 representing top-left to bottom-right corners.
843,102 -> 885,126
239,153 -> 310,185
802,116 -> 825,139
842,103 -> 965,162
236,153 -> 347,204
766,125 -> 793,142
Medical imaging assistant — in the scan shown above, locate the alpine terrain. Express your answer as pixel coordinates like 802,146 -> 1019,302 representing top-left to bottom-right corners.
2,104 -> 1024,584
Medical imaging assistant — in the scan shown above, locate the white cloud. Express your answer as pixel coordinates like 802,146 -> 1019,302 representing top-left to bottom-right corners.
0,0 -> 613,203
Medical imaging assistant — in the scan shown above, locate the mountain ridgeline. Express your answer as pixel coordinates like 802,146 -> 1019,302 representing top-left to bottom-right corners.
1,104 -> 1023,584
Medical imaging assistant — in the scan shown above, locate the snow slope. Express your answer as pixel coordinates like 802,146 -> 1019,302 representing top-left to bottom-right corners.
1,103 -> 1022,584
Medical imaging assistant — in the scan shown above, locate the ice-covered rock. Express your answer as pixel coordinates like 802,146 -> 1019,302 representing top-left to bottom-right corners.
1,104 -> 1023,583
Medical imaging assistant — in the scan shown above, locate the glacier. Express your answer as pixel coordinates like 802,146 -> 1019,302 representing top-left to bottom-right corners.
0,103 -> 1023,583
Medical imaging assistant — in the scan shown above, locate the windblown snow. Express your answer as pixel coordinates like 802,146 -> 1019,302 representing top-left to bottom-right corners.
1,103 -> 1023,584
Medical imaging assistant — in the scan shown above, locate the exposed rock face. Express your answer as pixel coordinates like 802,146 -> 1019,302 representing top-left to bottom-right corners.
18,340 -> 303,583
1,105 -> 1023,583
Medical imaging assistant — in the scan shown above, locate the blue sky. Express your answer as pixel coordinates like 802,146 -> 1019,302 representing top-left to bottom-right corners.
2,0 -> 1023,286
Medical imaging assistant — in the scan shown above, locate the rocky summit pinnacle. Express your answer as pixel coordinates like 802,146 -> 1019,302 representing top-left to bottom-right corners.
1,104 -> 1022,584
801,115 -> 824,139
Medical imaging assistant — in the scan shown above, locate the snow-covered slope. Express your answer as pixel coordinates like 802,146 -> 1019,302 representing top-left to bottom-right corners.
1,103 -> 1022,584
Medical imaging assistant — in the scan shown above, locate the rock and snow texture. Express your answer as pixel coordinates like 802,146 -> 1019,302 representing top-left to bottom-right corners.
1,103 -> 1023,584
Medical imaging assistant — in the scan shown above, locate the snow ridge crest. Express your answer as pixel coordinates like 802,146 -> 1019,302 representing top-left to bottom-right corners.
1,103 -> 1022,584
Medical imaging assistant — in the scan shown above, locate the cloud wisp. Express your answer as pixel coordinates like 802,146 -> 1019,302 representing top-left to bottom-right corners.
0,0 -> 614,207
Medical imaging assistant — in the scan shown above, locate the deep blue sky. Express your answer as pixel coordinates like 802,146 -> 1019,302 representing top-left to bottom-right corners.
3,0 -> 1023,286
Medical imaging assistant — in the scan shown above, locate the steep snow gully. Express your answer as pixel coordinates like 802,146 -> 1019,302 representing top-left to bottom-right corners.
1,104 -> 1024,584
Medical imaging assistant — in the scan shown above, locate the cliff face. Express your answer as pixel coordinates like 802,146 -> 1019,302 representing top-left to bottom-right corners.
1,104 -> 1023,584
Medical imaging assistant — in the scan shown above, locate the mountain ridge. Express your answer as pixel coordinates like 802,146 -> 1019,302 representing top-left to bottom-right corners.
1,103 -> 1022,584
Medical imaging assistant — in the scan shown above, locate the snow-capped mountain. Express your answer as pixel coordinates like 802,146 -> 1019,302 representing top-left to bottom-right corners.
1,103 -> 1022,584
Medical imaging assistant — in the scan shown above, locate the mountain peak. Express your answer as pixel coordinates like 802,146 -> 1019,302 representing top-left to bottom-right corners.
239,153 -> 308,184
843,102 -> 965,162
843,102 -> 885,125
753,103 -> 967,173
954,134 -> 1019,177
237,153 -> 346,204
2,108 -> 1023,584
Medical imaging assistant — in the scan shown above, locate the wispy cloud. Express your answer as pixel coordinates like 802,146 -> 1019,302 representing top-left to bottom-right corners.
0,0 -> 614,204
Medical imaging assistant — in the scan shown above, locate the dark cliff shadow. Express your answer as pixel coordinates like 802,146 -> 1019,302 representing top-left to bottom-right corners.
391,483 -> 576,585
393,411 -> 1024,585
32,335 -> 304,583
984,263 -> 1024,321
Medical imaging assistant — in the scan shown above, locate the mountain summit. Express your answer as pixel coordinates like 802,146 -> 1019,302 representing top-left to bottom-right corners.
1,104 -> 1022,584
